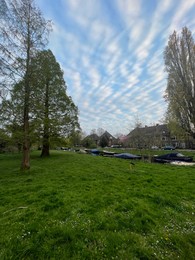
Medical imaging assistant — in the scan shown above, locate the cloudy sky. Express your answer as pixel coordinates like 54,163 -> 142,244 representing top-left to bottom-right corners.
35,0 -> 195,136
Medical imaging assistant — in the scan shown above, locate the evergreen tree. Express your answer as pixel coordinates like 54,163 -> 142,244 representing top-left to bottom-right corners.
31,50 -> 80,156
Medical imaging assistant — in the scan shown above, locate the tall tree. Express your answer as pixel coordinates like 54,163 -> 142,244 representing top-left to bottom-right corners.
0,0 -> 51,170
0,50 -> 80,156
164,27 -> 195,138
31,50 -> 80,157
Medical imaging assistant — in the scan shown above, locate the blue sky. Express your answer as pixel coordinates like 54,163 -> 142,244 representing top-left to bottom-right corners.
35,0 -> 195,136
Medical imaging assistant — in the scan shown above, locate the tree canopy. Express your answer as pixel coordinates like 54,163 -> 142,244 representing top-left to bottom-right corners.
31,50 -> 80,156
164,27 -> 195,138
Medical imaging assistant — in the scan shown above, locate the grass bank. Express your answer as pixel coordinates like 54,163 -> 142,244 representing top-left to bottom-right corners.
0,151 -> 195,259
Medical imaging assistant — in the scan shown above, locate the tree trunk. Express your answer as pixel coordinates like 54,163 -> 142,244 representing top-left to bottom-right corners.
21,137 -> 30,169
21,14 -> 31,171
41,81 -> 50,157
41,136 -> 50,157
21,89 -> 30,170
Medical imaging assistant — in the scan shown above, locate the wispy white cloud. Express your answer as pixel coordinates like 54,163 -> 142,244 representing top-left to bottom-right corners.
116,0 -> 142,20
169,0 -> 195,32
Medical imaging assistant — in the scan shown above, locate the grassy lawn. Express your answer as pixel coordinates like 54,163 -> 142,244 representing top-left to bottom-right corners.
0,151 -> 195,259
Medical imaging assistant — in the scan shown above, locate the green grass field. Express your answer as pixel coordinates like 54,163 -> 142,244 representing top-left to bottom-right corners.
0,151 -> 195,259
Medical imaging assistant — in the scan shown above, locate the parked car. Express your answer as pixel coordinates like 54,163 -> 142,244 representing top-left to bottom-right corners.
163,145 -> 175,150
114,153 -> 141,160
153,153 -> 193,163
151,146 -> 159,150
111,145 -> 122,148
61,147 -> 70,151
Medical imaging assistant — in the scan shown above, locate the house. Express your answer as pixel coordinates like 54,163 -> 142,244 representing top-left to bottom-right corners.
127,124 -> 167,148
99,131 -> 117,147
82,131 -> 117,148
127,124 -> 195,149
82,133 -> 99,147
